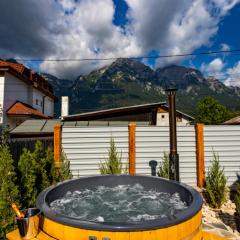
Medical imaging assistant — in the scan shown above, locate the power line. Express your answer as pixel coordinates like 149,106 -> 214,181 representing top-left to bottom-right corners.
14,49 -> 240,62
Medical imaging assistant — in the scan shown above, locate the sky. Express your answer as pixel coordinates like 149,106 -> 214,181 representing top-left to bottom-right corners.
0,0 -> 240,86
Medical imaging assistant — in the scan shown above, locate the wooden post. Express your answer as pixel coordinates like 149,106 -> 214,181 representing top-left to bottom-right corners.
54,124 -> 62,168
128,123 -> 136,176
195,123 -> 205,188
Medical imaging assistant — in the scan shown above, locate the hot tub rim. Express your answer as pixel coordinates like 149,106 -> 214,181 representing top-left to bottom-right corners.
36,175 -> 203,232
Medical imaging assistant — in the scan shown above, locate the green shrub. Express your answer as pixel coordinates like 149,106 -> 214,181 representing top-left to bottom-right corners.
157,152 -> 169,179
51,152 -> 72,183
99,137 -> 127,174
1,140 -> 72,239
18,141 -> 72,208
205,152 -> 228,208
0,144 -> 19,239
18,141 -> 46,207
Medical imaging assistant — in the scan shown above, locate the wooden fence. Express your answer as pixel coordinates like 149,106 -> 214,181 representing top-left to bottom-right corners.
9,137 -> 54,162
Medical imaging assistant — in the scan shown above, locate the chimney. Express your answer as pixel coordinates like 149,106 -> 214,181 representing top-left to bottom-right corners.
61,96 -> 69,119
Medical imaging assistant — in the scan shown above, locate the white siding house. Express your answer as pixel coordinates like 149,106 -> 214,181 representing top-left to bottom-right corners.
0,60 -> 55,128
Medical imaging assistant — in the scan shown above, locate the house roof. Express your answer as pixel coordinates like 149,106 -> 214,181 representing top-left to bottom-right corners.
224,116 -> 240,125
63,102 -> 194,121
63,102 -> 167,121
7,101 -> 49,119
10,119 -> 149,136
0,60 -> 55,99
0,60 -> 25,74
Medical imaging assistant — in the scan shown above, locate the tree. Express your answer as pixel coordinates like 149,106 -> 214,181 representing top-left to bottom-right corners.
18,141 -> 72,208
196,96 -> 233,124
0,145 -> 19,239
99,138 -> 127,174
157,152 -> 169,179
51,151 -> 72,183
205,152 -> 228,208
18,147 -> 38,208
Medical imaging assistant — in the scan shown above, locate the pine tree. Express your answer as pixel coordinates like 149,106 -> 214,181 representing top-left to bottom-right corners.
99,138 -> 127,174
205,152 -> 227,208
51,151 -> 72,183
18,148 -> 38,208
0,144 -> 19,239
18,141 -> 72,208
157,152 -> 169,179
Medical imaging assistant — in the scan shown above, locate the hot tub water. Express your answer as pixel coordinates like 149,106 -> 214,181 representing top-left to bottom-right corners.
50,183 -> 187,223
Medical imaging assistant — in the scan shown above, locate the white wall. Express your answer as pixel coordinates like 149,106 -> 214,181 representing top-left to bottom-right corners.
156,112 -> 169,126
4,73 -> 29,109
62,125 -> 197,186
62,125 -> 240,186
44,96 -> 54,117
32,89 -> 54,117
135,126 -> 197,186
156,112 -> 190,126
204,125 -> 240,185
0,74 -> 5,124
62,126 -> 129,177
3,72 -> 30,125
1,72 -> 54,128
32,88 -> 44,112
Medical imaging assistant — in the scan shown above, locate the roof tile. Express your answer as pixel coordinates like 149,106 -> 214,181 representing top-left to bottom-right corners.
7,101 -> 49,119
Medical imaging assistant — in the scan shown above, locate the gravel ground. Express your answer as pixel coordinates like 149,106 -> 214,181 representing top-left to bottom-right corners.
202,196 -> 240,237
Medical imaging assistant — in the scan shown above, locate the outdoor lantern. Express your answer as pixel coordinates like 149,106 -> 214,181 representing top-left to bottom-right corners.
165,88 -> 179,182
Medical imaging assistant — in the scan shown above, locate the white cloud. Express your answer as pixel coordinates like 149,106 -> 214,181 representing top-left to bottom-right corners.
57,0 -> 77,11
40,0 -> 141,78
201,58 -> 225,76
224,61 -> 240,86
125,0 -> 239,67
0,0 -> 239,78
220,43 -> 231,51
211,0 -> 240,15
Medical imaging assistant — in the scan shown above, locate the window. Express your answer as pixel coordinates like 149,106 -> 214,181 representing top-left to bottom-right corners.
36,99 -> 39,105
177,116 -> 182,122
40,101 -> 43,107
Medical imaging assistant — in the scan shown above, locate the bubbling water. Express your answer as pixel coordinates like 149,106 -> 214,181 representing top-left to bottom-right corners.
50,184 -> 187,223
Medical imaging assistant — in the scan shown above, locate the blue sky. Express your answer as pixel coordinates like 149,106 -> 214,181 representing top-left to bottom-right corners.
0,0 -> 240,86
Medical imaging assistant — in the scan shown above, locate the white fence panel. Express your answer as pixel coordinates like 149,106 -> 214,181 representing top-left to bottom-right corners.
62,126 -> 129,177
204,125 -> 240,185
136,126 -> 197,186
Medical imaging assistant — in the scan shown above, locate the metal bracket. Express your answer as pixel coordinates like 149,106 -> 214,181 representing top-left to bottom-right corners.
89,236 -> 97,240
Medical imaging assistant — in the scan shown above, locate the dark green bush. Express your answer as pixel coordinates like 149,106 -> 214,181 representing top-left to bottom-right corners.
157,152 -> 169,179
18,141 -> 72,208
99,138 -> 127,174
0,144 -> 19,239
205,152 -> 227,208
51,152 -> 72,183
1,140 -> 72,238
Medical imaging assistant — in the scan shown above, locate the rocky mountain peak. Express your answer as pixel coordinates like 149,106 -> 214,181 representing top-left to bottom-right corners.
43,58 -> 240,117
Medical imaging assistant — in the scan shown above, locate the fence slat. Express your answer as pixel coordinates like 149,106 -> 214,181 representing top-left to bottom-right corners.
9,137 -> 53,162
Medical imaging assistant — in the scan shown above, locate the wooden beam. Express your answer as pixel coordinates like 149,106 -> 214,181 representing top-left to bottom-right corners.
195,123 -> 205,188
54,124 -> 62,168
128,123 -> 136,176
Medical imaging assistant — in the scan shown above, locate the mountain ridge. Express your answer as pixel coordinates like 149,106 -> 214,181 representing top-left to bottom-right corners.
42,58 -> 240,117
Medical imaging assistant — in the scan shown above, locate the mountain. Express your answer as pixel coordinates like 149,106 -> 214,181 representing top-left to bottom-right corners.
43,58 -> 240,117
